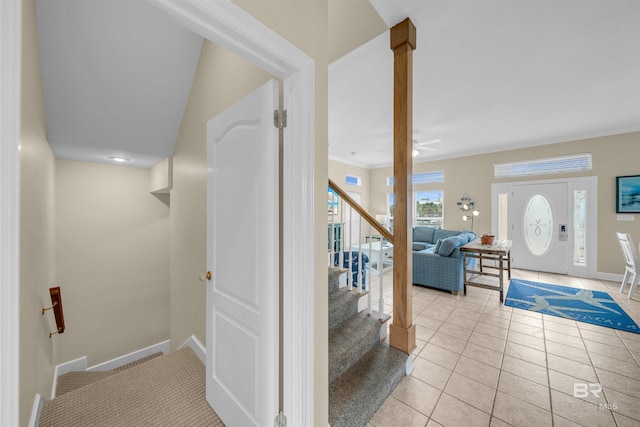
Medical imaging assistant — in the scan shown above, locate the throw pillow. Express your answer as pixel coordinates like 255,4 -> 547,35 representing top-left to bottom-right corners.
433,239 -> 443,254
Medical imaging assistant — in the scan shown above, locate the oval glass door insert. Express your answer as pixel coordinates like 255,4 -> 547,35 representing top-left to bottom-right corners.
523,194 -> 554,256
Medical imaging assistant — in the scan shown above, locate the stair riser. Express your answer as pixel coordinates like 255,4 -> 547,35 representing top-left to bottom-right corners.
328,321 -> 380,383
329,292 -> 359,329
328,268 -> 341,293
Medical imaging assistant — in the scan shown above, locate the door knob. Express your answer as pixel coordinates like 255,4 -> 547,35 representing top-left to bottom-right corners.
199,271 -> 213,282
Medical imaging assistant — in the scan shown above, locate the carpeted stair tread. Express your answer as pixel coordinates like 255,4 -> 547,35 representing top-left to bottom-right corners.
329,267 -> 342,294
112,351 -> 163,371
329,289 -> 359,329
54,352 -> 165,397
329,314 -> 382,383
55,371 -> 117,397
40,347 -> 224,427
329,343 -> 407,427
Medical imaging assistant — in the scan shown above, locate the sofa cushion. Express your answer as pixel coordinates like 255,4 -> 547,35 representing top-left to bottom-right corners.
413,242 -> 428,251
433,229 -> 460,242
413,226 -> 436,244
438,235 -> 468,256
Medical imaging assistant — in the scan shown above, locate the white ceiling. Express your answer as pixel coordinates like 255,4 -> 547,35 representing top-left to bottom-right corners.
35,1 -> 639,170
329,0 -> 640,168
36,0 -> 203,168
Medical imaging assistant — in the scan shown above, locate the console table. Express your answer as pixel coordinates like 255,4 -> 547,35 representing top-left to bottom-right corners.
351,242 -> 393,276
461,239 -> 512,302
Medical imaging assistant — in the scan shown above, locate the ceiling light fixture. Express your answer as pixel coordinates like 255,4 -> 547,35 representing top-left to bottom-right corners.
108,156 -> 130,163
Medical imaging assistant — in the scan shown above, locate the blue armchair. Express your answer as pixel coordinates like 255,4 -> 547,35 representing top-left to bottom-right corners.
332,251 -> 368,289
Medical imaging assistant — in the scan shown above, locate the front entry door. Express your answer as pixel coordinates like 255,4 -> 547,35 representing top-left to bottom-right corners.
206,80 -> 279,426
509,182 -> 568,273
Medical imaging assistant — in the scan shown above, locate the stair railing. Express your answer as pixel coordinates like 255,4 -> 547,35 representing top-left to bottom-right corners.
328,179 -> 393,323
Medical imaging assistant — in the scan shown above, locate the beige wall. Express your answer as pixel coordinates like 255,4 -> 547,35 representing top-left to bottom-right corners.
20,0 -> 57,423
369,132 -> 640,275
328,0 -> 387,63
169,41 -> 271,348
329,159 -> 373,212
55,160 -> 170,365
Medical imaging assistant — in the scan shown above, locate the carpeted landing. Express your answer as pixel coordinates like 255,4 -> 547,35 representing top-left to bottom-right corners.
39,347 -> 225,427
328,267 -> 407,427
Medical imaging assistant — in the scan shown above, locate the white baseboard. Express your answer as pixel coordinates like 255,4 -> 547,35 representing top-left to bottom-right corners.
87,339 -> 171,372
598,272 -> 624,283
179,335 -> 206,364
51,356 -> 87,398
28,394 -> 45,427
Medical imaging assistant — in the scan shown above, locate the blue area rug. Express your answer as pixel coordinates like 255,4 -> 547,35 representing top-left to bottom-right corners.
505,279 -> 640,334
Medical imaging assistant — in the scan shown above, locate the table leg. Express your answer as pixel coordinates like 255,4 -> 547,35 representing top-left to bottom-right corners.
463,252 -> 467,295
499,254 -> 504,303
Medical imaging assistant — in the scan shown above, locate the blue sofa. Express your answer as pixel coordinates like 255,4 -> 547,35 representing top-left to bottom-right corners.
412,226 -> 476,294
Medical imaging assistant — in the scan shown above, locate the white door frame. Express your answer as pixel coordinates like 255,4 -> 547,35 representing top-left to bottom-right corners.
0,0 -> 316,425
0,0 -> 22,425
491,176 -> 598,278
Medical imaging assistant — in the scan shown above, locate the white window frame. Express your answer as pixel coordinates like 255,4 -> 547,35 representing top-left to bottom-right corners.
413,190 -> 444,228
345,174 -> 361,186
387,170 -> 444,186
494,153 -> 592,178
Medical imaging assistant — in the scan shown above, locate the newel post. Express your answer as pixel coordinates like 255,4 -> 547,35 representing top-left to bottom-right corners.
389,18 -> 417,355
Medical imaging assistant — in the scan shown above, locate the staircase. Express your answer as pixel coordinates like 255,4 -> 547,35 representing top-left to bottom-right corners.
38,347 -> 224,426
328,267 -> 407,427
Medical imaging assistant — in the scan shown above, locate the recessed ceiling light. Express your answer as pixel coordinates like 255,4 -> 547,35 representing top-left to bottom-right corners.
108,156 -> 130,163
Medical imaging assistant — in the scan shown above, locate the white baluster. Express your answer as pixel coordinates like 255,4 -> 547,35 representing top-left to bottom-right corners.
348,204 -> 353,290
339,197 -> 344,270
367,225 -> 373,316
357,215 -> 363,294
330,190 -> 335,265
378,245 -> 385,319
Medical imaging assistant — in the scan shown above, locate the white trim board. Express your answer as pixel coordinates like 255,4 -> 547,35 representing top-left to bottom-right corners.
28,394 -> 44,427
179,335 -> 206,365
87,339 -> 170,372
0,1 -> 22,425
598,272 -> 624,283
149,1 -> 316,424
51,356 -> 87,398
50,340 -> 171,399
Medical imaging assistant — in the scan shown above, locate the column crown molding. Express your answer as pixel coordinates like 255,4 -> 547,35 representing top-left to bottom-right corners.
390,18 -> 416,51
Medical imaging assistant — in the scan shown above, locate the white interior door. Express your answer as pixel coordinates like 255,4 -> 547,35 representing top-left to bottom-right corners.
509,182 -> 569,273
206,80 -> 279,426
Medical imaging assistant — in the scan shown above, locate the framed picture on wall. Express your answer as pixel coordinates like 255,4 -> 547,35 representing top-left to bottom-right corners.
616,175 -> 640,213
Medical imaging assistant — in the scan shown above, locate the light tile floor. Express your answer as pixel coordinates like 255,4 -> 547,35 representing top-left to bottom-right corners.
362,269 -> 640,427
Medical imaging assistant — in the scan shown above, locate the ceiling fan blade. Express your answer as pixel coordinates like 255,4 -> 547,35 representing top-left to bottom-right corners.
413,138 -> 442,148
